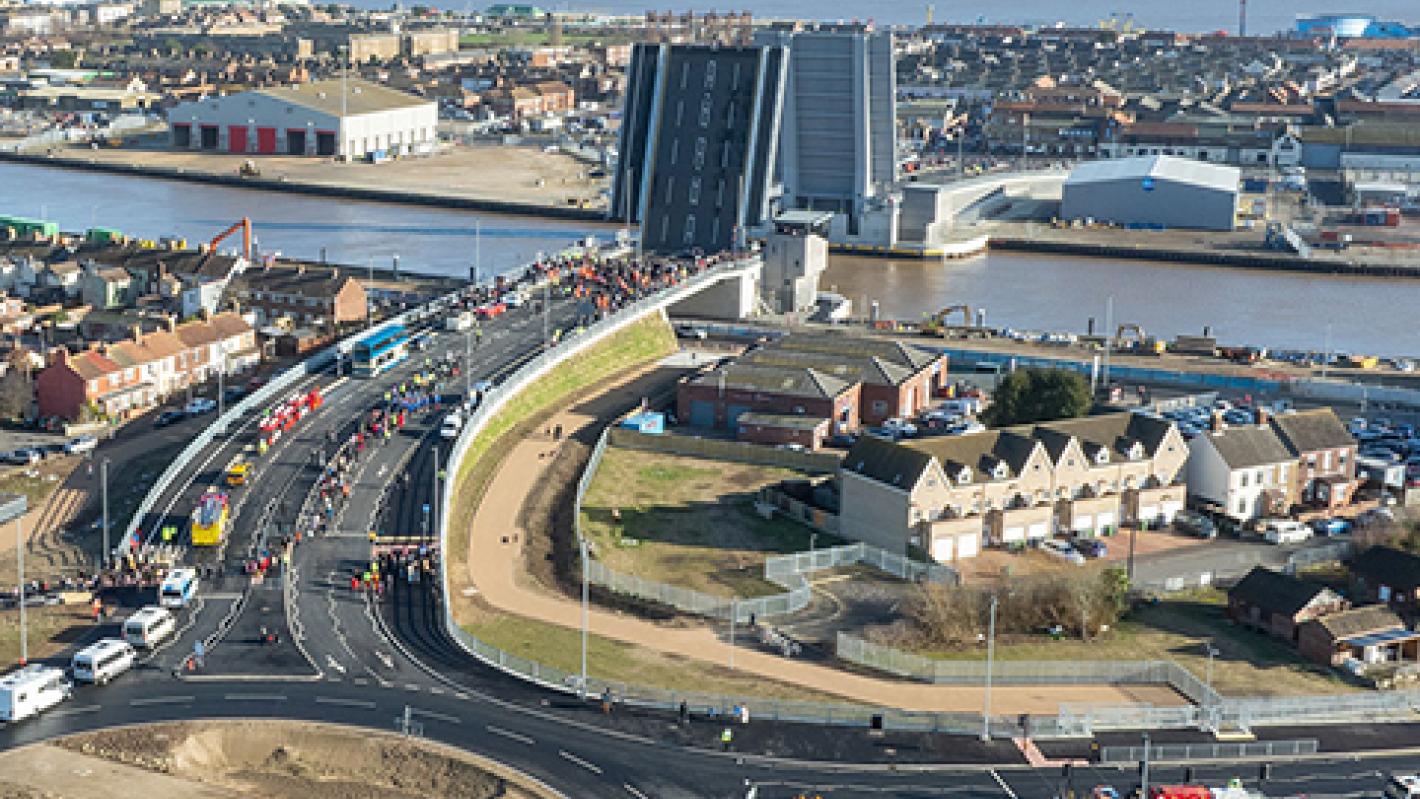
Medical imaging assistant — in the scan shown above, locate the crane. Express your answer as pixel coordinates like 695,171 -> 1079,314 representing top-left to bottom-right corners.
208,217 -> 252,261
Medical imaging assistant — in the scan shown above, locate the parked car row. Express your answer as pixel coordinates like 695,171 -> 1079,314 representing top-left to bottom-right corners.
1,435 -> 99,465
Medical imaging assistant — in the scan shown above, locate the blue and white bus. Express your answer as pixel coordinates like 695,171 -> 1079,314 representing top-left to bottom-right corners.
352,324 -> 409,378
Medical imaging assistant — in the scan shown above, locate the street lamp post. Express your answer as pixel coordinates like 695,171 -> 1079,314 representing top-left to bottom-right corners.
1140,733 -> 1151,797
100,458 -> 110,569
16,517 -> 25,665
579,536 -> 589,699
1204,640 -> 1218,701
981,593 -> 998,741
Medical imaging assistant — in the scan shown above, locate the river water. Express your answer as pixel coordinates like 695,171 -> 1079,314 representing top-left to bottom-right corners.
3,162 -> 1418,355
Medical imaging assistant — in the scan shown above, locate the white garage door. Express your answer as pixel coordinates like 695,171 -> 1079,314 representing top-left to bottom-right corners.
1139,505 -> 1158,525
1096,512 -> 1116,532
1072,515 -> 1094,532
1002,526 -> 1026,544
1027,522 -> 1049,540
956,532 -> 980,559
1160,501 -> 1184,523
931,536 -> 955,562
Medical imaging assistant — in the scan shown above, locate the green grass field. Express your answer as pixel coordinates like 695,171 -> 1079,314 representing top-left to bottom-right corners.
446,314 -> 677,593
0,604 -> 96,666
918,588 -> 1353,697
580,447 -> 833,598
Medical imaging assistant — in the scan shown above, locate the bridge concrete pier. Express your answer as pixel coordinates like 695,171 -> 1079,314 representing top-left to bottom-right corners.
667,256 -> 763,319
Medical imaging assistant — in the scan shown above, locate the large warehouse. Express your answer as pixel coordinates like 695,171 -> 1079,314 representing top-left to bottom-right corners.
1061,155 -> 1240,231
167,78 -> 437,159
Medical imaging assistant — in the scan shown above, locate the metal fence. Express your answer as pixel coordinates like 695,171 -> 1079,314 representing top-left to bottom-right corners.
1284,539 -> 1352,573
1098,739 -> 1318,764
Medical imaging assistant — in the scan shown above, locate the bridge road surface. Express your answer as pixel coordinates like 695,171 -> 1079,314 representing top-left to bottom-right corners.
0,668 -> 1411,798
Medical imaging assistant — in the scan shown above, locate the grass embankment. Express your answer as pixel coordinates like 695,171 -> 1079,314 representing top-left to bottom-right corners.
455,597 -> 851,704
580,447 -> 833,598
917,588 -> 1353,697
0,460 -> 74,518
446,313 -> 677,596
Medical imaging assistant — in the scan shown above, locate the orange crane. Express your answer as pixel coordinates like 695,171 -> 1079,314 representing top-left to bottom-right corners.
209,217 -> 252,261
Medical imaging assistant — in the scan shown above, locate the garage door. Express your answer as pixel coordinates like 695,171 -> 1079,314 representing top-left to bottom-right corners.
286,129 -> 307,155
689,400 -> 715,428
1096,512 -> 1116,533
1160,501 -> 1184,523
725,405 -> 751,426
199,125 -> 218,150
955,533 -> 980,559
316,130 -> 337,156
1072,515 -> 1094,532
1139,505 -> 1158,525
1027,522 -> 1049,540
256,127 -> 277,154
931,537 -> 954,562
227,125 -> 247,154
1002,526 -> 1025,544
172,124 -> 191,148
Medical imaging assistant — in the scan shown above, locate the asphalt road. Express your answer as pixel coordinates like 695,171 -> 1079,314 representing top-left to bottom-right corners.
5,284 -> 1420,798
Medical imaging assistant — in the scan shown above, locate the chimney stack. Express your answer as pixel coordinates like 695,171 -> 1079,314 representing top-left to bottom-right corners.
1256,407 -> 1270,428
1211,411 -> 1225,434
165,315 -> 177,333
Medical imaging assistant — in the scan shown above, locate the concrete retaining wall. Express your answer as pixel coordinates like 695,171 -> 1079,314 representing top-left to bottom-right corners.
608,427 -> 841,473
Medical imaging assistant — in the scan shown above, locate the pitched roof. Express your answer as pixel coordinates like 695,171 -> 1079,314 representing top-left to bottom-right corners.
843,434 -> 936,489
209,312 -> 251,339
67,350 -> 120,380
1350,546 -> 1420,592
1204,425 -> 1294,469
692,363 -> 852,400
174,320 -> 218,348
735,412 -> 830,431
254,78 -> 431,117
1229,566 -> 1334,617
740,348 -> 913,387
769,332 -> 938,371
1270,408 -> 1356,455
1066,154 -> 1240,193
1310,605 -> 1406,640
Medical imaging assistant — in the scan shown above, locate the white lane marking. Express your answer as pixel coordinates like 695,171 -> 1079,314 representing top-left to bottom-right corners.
376,652 -> 395,670
130,695 -> 195,706
989,770 -> 1017,799
353,677 -> 369,685
326,655 -> 347,674
409,707 -> 461,724
558,750 -> 603,775
50,705 -> 102,717
486,725 -> 534,745
224,693 -> 287,702
426,686 -> 444,695
624,784 -> 649,799
315,696 -> 377,709
403,683 -> 421,692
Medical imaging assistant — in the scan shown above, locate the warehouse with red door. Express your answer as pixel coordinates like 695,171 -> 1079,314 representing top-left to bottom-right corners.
166,77 -> 437,160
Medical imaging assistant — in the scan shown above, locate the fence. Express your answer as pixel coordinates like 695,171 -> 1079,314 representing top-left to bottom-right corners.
607,426 -> 841,473
1097,739 -> 1318,764
1284,539 -> 1352,573
759,486 -> 839,535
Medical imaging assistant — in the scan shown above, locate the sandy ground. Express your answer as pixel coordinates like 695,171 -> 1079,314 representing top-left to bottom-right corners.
49,143 -> 609,211
462,355 -> 1184,715
0,720 -> 554,799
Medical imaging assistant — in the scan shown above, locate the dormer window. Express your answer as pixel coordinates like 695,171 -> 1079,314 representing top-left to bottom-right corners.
1095,449 -> 1110,465
992,462 -> 1009,479
1128,442 -> 1145,460
956,467 -> 972,485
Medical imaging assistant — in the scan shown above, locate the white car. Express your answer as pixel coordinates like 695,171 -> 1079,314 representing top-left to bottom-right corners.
881,418 -> 918,437
64,435 -> 98,455
440,413 -> 464,439
1263,519 -> 1312,545
1040,539 -> 1086,565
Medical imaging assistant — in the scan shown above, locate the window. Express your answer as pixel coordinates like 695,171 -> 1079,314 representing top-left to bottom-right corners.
687,176 -> 701,206
703,59 -> 717,89
1239,472 -> 1249,488
871,400 -> 888,414
699,94 -> 713,127
1237,497 -> 1246,514
682,215 -> 696,245
692,137 -> 707,170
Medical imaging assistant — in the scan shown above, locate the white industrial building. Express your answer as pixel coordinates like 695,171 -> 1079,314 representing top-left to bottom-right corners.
1061,155 -> 1241,231
167,78 -> 437,159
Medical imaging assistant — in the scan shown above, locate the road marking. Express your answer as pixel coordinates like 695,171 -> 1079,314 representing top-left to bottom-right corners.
353,677 -> 369,685
624,784 -> 649,799
426,686 -> 444,695
989,770 -> 1017,799
486,725 -> 534,745
403,683 -> 421,692
205,592 -> 243,600
558,750 -> 603,775
376,652 -> 395,670
130,695 -> 195,706
326,655 -> 347,674
315,696 -> 377,709
51,705 -> 102,717
409,707 -> 461,724
454,692 -> 469,700
224,693 -> 287,702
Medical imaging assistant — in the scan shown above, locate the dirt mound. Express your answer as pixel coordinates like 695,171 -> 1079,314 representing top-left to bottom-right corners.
56,720 -> 550,799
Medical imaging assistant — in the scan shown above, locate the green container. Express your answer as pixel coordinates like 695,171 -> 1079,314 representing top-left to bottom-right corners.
86,227 -> 124,244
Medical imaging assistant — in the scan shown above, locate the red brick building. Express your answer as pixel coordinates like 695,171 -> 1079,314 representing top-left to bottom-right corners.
678,363 -> 859,435
735,412 -> 830,449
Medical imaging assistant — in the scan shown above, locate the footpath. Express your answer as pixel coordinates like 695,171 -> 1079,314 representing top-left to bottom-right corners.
461,358 -> 1180,715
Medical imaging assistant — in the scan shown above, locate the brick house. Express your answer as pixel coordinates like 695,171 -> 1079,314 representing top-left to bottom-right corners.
1349,546 -> 1420,609
228,265 -> 367,330
735,412 -> 830,450
1269,408 -> 1359,511
839,411 -> 1189,562
677,363 -> 860,435
1297,605 -> 1420,669
1228,566 -> 1348,643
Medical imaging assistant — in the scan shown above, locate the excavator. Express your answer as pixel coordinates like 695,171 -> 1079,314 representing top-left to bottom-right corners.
208,217 -> 253,262
1114,323 -> 1164,355
921,305 -> 974,337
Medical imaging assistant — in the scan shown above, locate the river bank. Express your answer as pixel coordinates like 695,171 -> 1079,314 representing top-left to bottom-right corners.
989,236 -> 1420,279
0,147 -> 608,222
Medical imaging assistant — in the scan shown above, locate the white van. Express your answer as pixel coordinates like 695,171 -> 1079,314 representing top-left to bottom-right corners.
159,568 -> 198,608
1387,775 -> 1420,799
1263,519 -> 1313,545
71,638 -> 137,684
0,664 -> 72,721
123,606 -> 176,649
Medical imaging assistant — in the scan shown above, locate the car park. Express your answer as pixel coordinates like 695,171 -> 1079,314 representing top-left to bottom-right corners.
1041,539 -> 1086,565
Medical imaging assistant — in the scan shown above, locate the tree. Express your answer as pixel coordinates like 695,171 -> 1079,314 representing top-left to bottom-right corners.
0,370 -> 30,420
49,50 -> 78,69
980,367 -> 1091,427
